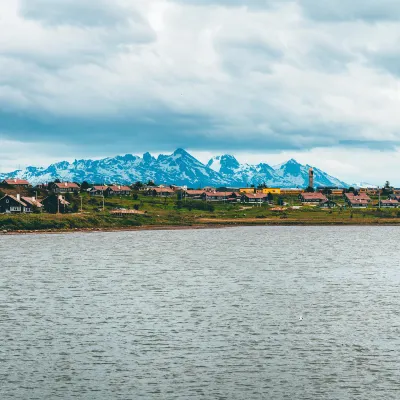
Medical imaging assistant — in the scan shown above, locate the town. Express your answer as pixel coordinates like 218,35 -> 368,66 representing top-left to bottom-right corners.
0,168 -> 398,216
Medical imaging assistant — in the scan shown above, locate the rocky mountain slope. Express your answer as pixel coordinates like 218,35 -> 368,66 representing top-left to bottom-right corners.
0,148 -> 349,188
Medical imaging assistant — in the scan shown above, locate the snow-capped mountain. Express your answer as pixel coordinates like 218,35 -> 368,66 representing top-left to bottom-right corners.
0,148 -> 349,188
352,182 -> 378,189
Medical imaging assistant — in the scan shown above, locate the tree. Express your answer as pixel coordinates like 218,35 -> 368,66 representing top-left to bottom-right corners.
133,181 -> 143,190
305,186 -> 315,193
267,192 -> 274,203
322,188 -> 332,195
147,180 -> 156,187
382,181 -> 393,196
80,181 -> 91,191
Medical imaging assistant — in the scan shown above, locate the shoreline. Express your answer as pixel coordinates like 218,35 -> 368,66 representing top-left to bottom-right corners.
3,220 -> 400,235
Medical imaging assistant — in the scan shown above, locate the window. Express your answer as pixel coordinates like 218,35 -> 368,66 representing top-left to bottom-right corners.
6,199 -> 9,203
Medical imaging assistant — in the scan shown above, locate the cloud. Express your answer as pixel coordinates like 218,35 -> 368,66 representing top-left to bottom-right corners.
299,0 -> 400,22
2,0 -> 400,181
19,0 -> 133,27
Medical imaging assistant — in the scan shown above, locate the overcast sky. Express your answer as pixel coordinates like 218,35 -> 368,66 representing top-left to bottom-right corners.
1,0 -> 400,185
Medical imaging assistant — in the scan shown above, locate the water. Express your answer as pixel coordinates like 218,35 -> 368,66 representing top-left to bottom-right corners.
1,226 -> 400,399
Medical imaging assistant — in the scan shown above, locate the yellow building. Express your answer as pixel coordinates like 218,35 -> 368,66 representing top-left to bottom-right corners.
239,187 -> 281,195
280,189 -> 304,195
261,188 -> 281,195
239,188 -> 258,194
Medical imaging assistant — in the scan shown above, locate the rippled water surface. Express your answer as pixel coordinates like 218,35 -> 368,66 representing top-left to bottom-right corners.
1,226 -> 400,399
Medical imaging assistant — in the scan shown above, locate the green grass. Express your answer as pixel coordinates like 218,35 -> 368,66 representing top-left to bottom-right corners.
1,193 -> 400,232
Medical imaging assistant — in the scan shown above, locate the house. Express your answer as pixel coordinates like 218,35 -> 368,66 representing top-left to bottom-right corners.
388,194 -> 400,201
241,193 -> 269,204
42,195 -> 71,214
1,179 -> 30,187
346,198 -> 369,208
344,192 -> 371,202
201,192 -> 238,202
344,193 -> 371,208
184,190 -> 205,199
319,199 -> 337,208
105,185 -> 131,196
89,185 -> 108,196
21,197 -> 43,212
147,187 -> 175,197
378,199 -> 399,208
0,194 -> 30,213
52,182 -> 80,194
299,192 -> 328,204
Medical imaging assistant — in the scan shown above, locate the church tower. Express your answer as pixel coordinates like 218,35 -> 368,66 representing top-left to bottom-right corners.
308,167 -> 314,188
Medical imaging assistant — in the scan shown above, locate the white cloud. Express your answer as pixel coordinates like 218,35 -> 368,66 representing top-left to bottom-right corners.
1,0 -> 400,182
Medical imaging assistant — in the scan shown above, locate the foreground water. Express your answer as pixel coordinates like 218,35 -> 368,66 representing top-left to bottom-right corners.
1,226 -> 400,399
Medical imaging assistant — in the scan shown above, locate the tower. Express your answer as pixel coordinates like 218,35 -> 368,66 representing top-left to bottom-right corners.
308,167 -> 314,188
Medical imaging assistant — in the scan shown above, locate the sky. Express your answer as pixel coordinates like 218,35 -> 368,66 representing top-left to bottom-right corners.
1,0 -> 400,185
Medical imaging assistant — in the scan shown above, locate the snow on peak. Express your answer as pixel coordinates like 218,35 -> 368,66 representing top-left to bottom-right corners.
0,149 -> 349,188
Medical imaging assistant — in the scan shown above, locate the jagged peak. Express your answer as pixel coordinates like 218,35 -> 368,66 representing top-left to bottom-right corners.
173,148 -> 190,156
143,152 -> 155,163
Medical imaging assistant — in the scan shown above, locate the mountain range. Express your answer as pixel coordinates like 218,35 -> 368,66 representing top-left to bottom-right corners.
0,148 -> 349,188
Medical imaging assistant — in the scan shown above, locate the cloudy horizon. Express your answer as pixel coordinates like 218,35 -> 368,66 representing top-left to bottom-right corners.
2,0 -> 400,185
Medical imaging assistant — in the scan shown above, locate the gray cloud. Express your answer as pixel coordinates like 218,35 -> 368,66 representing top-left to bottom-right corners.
19,0 -> 131,27
299,0 -> 400,22
1,0 -> 400,162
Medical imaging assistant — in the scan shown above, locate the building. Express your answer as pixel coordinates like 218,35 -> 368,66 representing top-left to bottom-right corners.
0,194 -> 30,213
21,197 -> 43,212
344,193 -> 371,207
261,188 -> 281,195
53,182 -> 80,194
299,192 -> 328,204
241,193 -> 268,204
42,195 -> 71,213
184,190 -> 205,199
147,187 -> 175,197
317,187 -> 346,196
105,185 -> 131,196
239,188 -> 258,194
201,192 -> 238,202
319,199 -> 337,208
378,199 -> 399,208
308,167 -> 314,188
345,197 -> 369,208
1,179 -> 30,187
281,188 -> 304,195
0,194 -> 42,213
89,185 -> 108,196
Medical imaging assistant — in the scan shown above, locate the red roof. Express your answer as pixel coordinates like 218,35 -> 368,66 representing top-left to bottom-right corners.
380,199 -> 399,204
346,192 -> 371,200
54,182 -> 80,189
185,190 -> 205,195
242,193 -> 268,199
21,197 -> 43,207
108,185 -> 131,192
301,193 -> 327,201
3,179 -> 30,185
203,192 -> 234,197
348,199 -> 369,205
91,185 -> 108,191
150,187 -> 175,193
